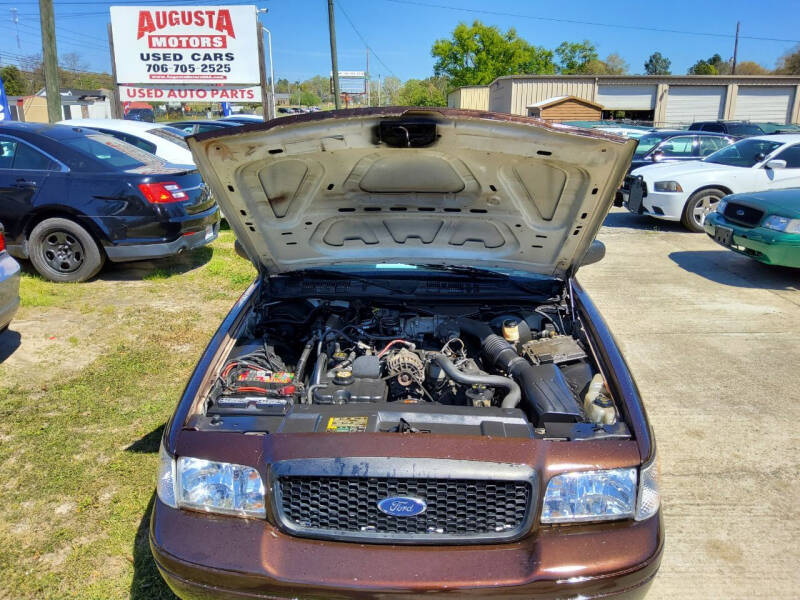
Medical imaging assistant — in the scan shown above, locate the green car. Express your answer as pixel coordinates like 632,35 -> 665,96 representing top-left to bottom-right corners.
704,189 -> 800,268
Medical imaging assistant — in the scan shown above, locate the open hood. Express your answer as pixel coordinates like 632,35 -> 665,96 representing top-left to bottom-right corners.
187,108 -> 636,278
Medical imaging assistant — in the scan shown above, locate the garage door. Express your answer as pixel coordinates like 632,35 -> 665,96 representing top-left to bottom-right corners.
734,86 -> 795,123
596,85 -> 656,110
664,86 -> 726,127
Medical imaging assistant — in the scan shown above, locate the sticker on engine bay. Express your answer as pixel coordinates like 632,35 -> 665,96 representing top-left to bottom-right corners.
326,416 -> 368,433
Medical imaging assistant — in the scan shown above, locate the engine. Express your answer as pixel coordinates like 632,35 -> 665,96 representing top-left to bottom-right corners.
204,298 -> 625,436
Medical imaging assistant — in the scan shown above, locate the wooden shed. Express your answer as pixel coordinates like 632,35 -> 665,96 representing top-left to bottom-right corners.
526,95 -> 603,122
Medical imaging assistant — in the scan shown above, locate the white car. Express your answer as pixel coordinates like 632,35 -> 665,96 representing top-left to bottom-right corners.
58,119 -> 194,166
621,134 -> 800,231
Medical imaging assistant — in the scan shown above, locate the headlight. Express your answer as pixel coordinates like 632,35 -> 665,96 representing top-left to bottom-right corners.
541,468 -> 637,523
763,215 -> 800,234
156,443 -> 266,518
654,181 -> 683,192
716,199 -> 728,213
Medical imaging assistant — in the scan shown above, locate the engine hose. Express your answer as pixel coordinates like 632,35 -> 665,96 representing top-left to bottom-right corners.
431,354 -> 521,409
311,352 -> 328,386
457,318 -> 583,424
294,335 -> 316,385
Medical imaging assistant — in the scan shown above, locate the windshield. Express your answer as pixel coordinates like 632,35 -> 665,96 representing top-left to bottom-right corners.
633,133 -> 671,157
62,134 -> 155,170
703,138 -> 782,168
147,127 -> 190,149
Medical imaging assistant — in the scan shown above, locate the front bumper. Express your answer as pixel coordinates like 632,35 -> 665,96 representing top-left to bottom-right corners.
704,213 -> 800,268
105,221 -> 219,262
150,499 -> 663,599
620,187 -> 687,221
0,252 -> 21,330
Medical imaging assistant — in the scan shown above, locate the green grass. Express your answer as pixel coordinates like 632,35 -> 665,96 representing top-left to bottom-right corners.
0,230 -> 255,599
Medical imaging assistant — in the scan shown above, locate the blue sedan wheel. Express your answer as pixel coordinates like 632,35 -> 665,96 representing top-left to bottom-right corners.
28,218 -> 105,283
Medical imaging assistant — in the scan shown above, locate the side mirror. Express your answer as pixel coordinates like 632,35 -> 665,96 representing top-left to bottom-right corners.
765,159 -> 787,170
234,238 -> 249,260
581,240 -> 605,267
651,150 -> 664,162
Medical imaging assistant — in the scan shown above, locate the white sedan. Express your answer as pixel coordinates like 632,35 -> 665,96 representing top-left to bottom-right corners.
58,119 -> 194,166
621,134 -> 800,231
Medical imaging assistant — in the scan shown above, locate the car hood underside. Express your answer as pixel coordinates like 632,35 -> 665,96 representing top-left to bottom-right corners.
187,107 -> 636,278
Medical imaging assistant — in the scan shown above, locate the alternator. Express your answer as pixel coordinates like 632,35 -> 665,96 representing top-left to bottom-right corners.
385,348 -> 425,387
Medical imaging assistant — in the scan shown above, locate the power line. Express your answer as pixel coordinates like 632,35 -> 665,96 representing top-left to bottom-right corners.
378,0 -> 800,45
336,0 -> 397,78
0,49 -> 109,73
15,21 -> 107,52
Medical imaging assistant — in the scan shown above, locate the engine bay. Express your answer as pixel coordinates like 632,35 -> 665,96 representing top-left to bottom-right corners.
198,297 -> 630,440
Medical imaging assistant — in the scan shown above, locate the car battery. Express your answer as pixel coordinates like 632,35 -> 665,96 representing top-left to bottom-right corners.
212,369 -> 296,415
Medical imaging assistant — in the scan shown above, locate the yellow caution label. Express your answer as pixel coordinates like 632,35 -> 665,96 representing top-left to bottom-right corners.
326,416 -> 368,433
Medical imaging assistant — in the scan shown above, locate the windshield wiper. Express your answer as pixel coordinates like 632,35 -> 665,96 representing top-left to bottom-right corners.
277,269 -> 415,295
418,264 -> 558,297
417,264 -> 509,279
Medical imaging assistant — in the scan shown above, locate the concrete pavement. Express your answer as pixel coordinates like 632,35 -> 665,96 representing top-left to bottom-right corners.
579,208 -> 800,599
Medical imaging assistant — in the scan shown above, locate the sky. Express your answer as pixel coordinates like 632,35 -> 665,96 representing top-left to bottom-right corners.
1,0 -> 799,83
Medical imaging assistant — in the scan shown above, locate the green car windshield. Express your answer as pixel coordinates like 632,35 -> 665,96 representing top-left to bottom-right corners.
703,139 -> 782,168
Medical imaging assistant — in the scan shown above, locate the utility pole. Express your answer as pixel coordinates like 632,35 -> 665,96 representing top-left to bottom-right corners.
378,74 -> 381,107
366,48 -> 370,106
39,0 -> 61,123
327,0 -> 341,109
731,21 -> 740,75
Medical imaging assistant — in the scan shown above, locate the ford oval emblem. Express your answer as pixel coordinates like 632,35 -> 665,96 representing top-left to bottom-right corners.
736,209 -> 745,216
377,496 -> 427,517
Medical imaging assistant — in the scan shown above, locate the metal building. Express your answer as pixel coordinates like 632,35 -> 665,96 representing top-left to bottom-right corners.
447,75 -> 800,126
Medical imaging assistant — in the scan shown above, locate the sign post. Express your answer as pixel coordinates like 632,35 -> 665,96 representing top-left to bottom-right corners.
256,21 -> 269,121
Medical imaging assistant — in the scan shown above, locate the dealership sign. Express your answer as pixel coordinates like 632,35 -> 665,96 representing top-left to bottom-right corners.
121,85 -> 260,102
110,5 -> 260,84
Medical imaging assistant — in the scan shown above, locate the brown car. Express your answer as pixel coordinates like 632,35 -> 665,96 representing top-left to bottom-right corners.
151,108 -> 663,599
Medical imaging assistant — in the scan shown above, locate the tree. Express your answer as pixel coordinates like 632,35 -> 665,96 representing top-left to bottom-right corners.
0,65 -> 27,95
302,75 -> 331,103
644,52 -> 671,75
707,53 -> 731,74
776,45 -> 800,74
688,53 -> 731,75
397,77 -> 447,107
734,61 -> 768,75
432,20 -> 555,87
580,59 -> 609,75
603,53 -> 628,75
555,40 -> 598,74
61,52 -> 88,72
688,60 -> 717,75
381,76 -> 402,105
290,90 -> 321,106
275,78 -> 290,93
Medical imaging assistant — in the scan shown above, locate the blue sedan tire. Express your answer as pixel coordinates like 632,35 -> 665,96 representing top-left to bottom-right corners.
28,218 -> 105,283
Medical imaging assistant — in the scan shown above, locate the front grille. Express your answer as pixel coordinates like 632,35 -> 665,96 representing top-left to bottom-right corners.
271,458 -> 537,544
723,202 -> 764,227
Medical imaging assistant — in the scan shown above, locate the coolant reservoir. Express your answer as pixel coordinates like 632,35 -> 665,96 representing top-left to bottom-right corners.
584,374 -> 616,425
